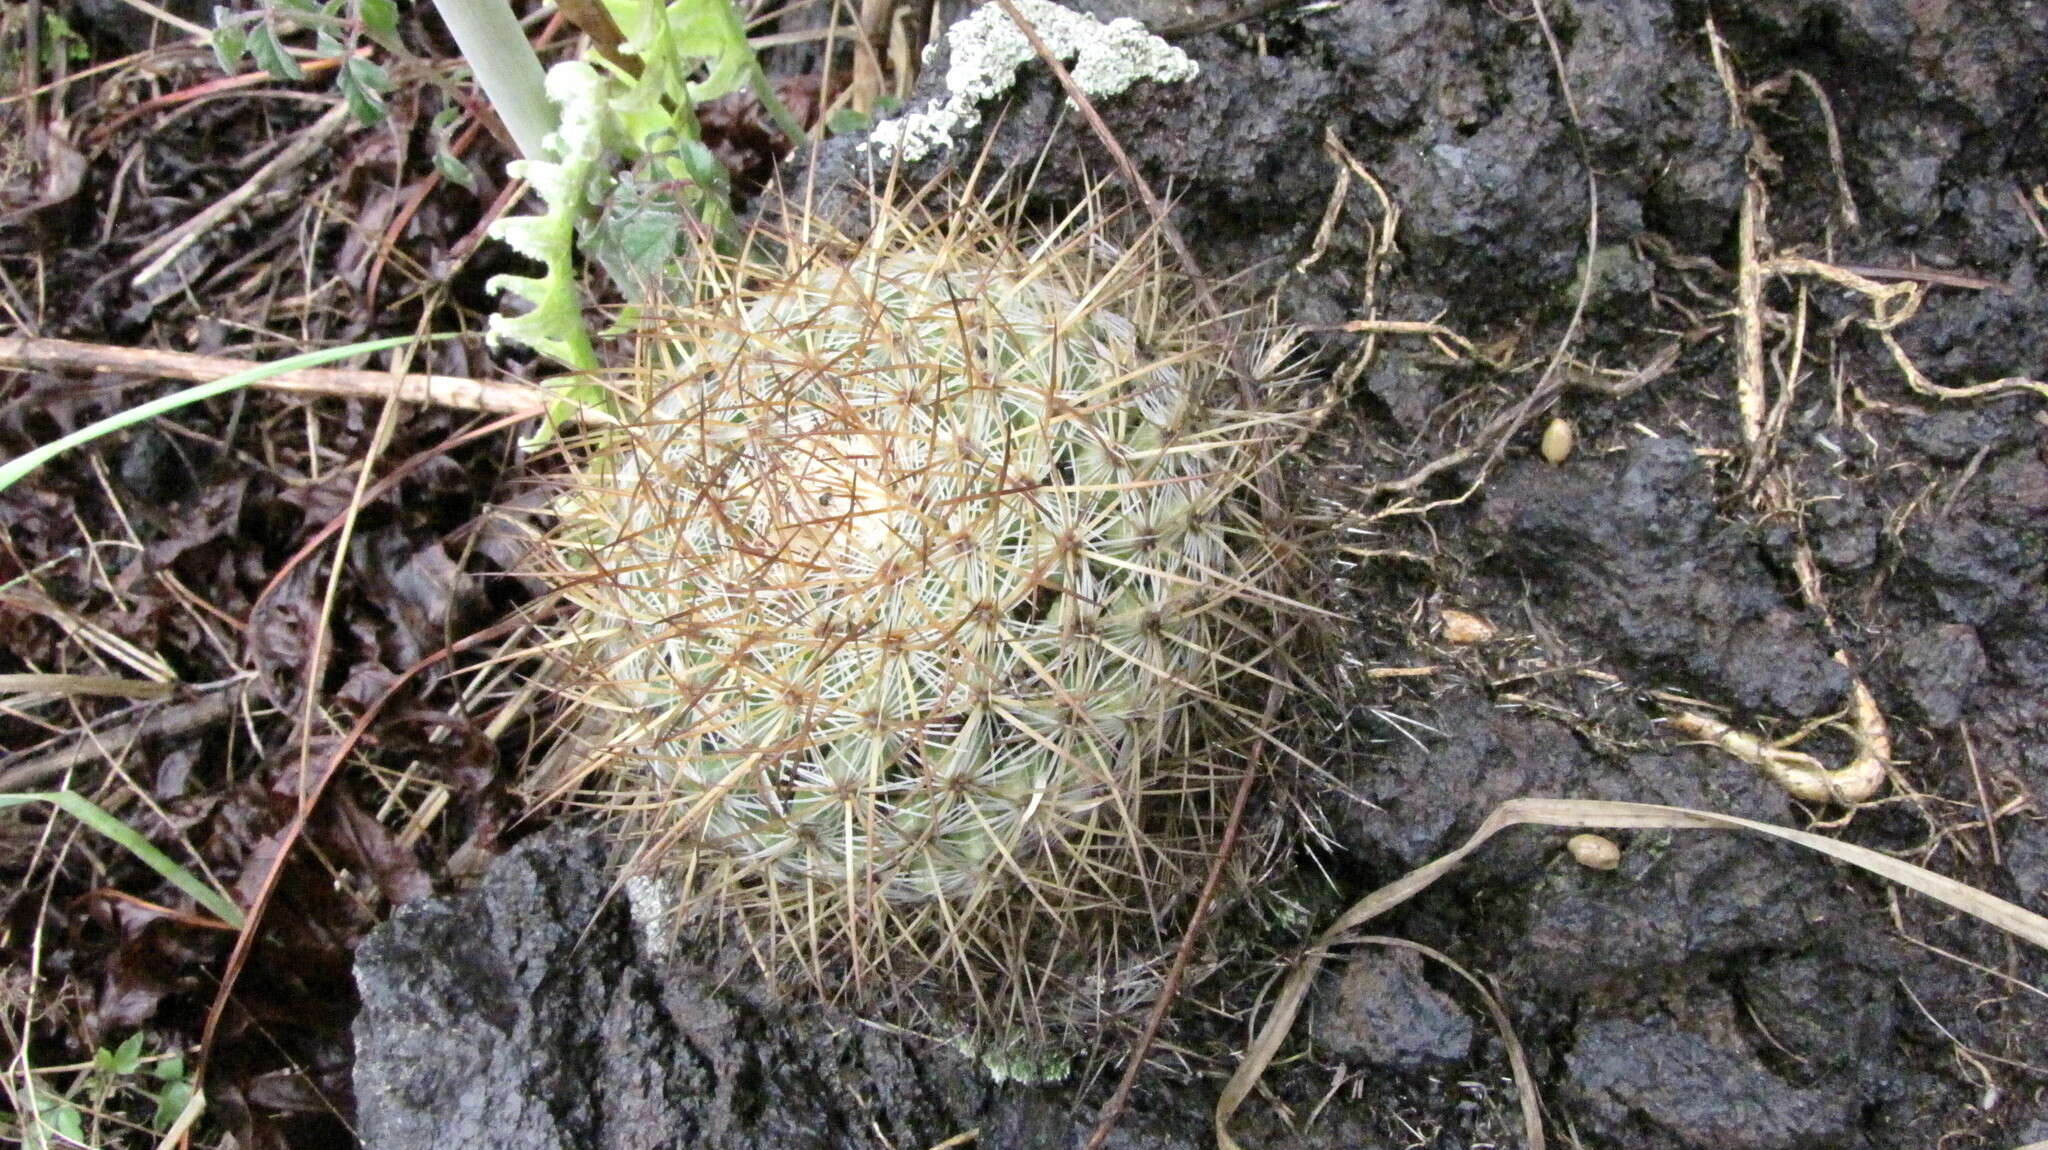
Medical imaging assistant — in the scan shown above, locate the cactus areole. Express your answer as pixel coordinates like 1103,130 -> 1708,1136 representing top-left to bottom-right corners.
529,191 -> 1298,1033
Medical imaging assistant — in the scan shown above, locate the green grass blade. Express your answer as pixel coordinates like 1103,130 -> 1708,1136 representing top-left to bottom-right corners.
0,791 -> 245,928
0,335 -> 419,497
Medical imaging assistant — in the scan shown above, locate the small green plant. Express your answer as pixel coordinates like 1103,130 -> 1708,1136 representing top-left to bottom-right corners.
91,1035 -> 197,1136
8,1087 -> 87,1150
425,0 -> 807,432
0,9 -> 87,75
210,0 -> 401,124
3,1033 -> 200,1149
210,0 -> 504,189
458,0 -> 803,354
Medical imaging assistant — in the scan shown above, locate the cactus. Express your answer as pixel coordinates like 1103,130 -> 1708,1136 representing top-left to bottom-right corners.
527,186 -> 1299,1037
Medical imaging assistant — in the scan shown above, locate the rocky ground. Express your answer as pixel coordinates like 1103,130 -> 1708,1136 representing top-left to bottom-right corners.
355,2 -> 2048,1147
6,1 -> 2047,1148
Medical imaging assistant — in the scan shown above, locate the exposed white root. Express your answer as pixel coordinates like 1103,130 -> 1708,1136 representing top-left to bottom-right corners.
1665,652 -> 1889,806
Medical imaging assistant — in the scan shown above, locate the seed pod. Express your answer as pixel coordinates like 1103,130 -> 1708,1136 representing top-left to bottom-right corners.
1541,417 -> 1575,463
1440,609 -> 1497,645
1567,833 -> 1621,870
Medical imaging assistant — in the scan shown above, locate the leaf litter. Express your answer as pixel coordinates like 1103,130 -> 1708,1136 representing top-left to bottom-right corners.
0,4 -> 568,1144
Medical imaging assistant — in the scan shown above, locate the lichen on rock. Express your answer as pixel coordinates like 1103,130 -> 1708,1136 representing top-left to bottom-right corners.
865,0 -> 1197,163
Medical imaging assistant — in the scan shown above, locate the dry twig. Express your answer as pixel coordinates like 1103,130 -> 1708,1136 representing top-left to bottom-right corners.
1081,685 -> 1284,1150
0,684 -> 249,793
127,102 -> 354,290
0,335 -> 548,414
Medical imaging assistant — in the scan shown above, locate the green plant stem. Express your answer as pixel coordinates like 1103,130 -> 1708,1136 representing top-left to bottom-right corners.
0,335 -> 419,496
0,792 -> 244,928
431,0 -> 557,159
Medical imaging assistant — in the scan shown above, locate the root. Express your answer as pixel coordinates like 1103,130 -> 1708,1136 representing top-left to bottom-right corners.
1711,18 -> 2045,486
1662,652 -> 1890,807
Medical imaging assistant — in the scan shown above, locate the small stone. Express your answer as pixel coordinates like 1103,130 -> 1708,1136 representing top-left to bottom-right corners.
2006,823 -> 2048,910
1567,1007 -> 1858,1149
1318,947 -> 1473,1069
1902,406 -> 2028,463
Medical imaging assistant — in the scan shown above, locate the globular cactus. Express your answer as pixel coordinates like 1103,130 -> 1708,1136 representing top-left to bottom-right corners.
528,186 -> 1300,1038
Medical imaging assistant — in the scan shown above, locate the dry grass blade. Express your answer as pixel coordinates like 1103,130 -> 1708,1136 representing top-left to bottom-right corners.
1216,796 -> 2048,1150
0,673 -> 176,701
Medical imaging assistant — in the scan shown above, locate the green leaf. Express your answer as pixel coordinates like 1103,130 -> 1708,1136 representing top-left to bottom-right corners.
32,1100 -> 84,1146
825,106 -> 871,136
40,13 -> 90,65
98,1032 -> 147,1077
154,1054 -> 186,1083
601,0 -> 803,148
485,62 -> 608,381
671,135 -> 730,198
339,66 -> 386,124
210,8 -> 249,71
347,54 -> 394,92
429,106 -> 477,190
584,174 -> 685,296
358,0 -> 399,46
340,55 -> 394,124
151,1079 -> 195,1132
434,147 -> 478,191
248,21 -> 305,82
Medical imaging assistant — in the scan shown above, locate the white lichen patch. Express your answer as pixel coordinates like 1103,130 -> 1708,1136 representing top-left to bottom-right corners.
865,0 -> 1197,162
624,872 -> 677,961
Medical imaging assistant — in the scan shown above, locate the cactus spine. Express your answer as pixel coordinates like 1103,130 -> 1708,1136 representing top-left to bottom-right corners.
530,186 -> 1298,1036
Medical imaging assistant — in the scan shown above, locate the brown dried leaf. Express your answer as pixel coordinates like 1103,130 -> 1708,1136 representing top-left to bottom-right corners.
319,787 -> 432,906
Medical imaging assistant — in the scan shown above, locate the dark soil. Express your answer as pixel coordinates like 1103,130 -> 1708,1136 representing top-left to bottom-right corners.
8,1 -> 2047,1148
